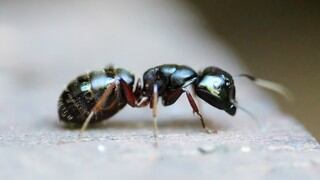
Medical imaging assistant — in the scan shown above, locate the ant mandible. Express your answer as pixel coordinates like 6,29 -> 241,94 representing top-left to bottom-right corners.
58,64 -> 288,139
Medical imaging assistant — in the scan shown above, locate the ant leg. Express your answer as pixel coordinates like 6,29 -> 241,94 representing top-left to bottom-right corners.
133,78 -> 149,106
191,88 -> 202,114
184,89 -> 216,134
136,97 -> 149,107
120,79 -> 149,107
152,84 -> 159,146
119,79 -> 137,107
134,78 -> 142,98
79,82 -> 117,137
104,81 -> 122,110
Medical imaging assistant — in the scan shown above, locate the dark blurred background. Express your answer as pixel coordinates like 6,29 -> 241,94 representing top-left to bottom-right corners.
188,0 -> 320,139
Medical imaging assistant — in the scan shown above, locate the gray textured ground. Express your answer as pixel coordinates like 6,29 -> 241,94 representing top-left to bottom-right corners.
0,1 -> 319,180
0,112 -> 319,180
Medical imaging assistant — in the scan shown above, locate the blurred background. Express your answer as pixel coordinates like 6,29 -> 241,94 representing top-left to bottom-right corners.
187,0 -> 320,139
0,0 -> 319,140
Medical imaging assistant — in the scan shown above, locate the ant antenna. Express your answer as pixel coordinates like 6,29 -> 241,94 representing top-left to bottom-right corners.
235,74 -> 293,101
230,99 -> 261,128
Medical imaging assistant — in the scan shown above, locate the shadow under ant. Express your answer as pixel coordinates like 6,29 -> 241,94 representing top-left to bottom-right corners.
48,117 -> 226,132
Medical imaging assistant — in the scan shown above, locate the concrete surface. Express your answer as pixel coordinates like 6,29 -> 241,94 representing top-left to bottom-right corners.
0,1 -> 319,180
1,113 -> 319,180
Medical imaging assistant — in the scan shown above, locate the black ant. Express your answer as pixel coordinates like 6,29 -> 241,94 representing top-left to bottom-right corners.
58,64 -> 288,140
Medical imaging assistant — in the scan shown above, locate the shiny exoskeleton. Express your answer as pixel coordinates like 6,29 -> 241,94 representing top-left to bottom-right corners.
58,67 -> 135,124
142,65 -> 236,116
58,64 -> 238,133
195,67 -> 236,115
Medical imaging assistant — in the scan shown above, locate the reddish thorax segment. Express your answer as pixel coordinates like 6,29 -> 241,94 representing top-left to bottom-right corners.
119,79 -> 137,107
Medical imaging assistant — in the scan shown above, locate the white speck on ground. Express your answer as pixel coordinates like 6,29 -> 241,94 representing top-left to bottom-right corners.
240,145 -> 252,153
97,144 -> 106,152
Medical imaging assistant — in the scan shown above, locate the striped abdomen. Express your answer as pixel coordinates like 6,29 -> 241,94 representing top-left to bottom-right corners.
58,68 -> 134,124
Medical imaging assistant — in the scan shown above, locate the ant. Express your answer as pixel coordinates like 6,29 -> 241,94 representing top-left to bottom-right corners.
58,64 -> 288,141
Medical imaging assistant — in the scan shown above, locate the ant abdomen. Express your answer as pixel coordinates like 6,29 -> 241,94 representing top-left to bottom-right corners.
58,67 -> 134,124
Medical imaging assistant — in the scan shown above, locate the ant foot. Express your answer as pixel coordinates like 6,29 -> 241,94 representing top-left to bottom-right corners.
205,128 -> 217,134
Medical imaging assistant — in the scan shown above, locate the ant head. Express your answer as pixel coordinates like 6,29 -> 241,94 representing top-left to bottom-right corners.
195,67 -> 236,115
142,67 -> 168,97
